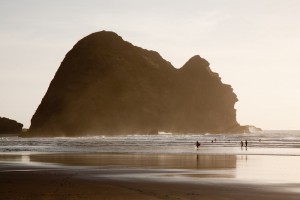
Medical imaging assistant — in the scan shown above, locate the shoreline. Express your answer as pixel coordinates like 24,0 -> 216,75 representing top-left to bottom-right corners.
0,152 -> 300,199
1,162 -> 299,200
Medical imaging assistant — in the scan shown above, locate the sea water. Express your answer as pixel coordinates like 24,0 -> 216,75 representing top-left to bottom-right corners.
0,130 -> 300,155
1,130 -> 300,185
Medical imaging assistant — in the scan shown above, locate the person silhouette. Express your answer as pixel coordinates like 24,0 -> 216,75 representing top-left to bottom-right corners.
240,140 -> 244,148
195,140 -> 200,149
245,140 -> 248,147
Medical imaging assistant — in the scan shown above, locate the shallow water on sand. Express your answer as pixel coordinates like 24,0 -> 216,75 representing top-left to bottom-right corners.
1,153 -> 300,186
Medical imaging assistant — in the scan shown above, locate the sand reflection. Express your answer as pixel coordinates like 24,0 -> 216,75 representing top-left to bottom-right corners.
27,153 -> 237,169
1,153 -> 300,185
236,155 -> 300,183
0,154 -> 31,164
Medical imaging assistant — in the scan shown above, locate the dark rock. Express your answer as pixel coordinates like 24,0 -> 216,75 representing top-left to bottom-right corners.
28,31 -> 248,136
0,117 -> 23,134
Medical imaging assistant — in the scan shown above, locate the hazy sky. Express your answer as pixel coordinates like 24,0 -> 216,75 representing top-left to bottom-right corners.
1,0 -> 300,130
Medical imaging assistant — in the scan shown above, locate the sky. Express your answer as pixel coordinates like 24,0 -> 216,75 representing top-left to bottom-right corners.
1,0 -> 300,130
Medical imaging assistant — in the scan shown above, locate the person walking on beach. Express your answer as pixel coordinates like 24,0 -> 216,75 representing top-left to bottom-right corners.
245,140 -> 248,147
240,140 -> 244,147
195,140 -> 200,149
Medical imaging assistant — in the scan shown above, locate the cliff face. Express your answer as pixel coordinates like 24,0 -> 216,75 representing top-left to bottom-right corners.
0,117 -> 23,134
169,56 -> 239,133
29,31 -> 241,136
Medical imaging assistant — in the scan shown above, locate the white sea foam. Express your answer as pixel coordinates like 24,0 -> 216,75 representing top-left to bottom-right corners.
0,131 -> 300,155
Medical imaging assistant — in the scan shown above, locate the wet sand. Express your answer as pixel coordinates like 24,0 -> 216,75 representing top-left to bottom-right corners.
0,153 -> 300,199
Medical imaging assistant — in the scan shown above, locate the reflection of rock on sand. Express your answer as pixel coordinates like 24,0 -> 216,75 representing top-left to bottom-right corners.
195,154 -> 236,169
29,153 -> 237,170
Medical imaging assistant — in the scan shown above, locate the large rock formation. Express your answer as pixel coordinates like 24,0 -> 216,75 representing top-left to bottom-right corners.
0,117 -> 23,134
28,31 -> 245,136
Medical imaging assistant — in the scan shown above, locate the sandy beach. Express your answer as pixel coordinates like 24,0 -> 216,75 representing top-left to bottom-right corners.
0,152 -> 300,200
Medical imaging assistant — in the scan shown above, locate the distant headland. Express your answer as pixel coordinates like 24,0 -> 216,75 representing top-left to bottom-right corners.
26,31 -> 258,136
0,117 -> 23,134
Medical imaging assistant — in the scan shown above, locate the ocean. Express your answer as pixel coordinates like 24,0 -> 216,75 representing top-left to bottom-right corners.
0,130 -> 300,155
